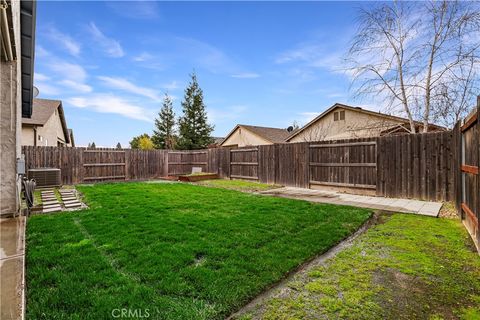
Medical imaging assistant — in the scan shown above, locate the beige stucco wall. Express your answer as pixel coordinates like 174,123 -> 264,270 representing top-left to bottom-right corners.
221,127 -> 271,147
289,108 -> 403,143
0,1 -> 22,216
21,126 -> 35,146
21,110 -> 67,147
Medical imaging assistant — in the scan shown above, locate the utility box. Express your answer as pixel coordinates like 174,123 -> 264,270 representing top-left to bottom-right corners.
17,157 -> 25,175
27,168 -> 61,187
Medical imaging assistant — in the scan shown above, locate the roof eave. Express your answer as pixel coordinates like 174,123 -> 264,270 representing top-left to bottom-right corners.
20,0 -> 36,118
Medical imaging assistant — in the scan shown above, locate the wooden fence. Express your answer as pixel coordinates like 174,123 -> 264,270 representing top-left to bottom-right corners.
454,99 -> 479,248
22,130 -> 457,202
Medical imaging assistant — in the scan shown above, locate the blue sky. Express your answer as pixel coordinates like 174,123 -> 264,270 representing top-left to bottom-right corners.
34,1 -> 370,147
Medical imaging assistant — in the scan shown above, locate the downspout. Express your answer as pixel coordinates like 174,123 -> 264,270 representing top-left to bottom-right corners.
0,0 -> 14,61
33,126 -> 37,146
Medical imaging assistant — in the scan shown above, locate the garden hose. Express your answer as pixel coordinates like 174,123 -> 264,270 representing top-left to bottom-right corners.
22,177 -> 36,210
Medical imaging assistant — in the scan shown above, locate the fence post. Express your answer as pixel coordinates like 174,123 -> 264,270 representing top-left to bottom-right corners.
477,96 -> 480,246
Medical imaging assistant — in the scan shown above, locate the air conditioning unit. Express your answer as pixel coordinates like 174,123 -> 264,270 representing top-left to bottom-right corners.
27,168 -> 62,187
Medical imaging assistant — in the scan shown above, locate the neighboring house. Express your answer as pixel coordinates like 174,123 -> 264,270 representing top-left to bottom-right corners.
208,137 -> 224,148
21,98 -> 73,147
0,0 -> 36,218
221,124 -> 293,147
287,103 -> 445,143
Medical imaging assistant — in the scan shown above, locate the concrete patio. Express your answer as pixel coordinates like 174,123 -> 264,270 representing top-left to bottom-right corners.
260,187 -> 443,216
0,217 -> 25,320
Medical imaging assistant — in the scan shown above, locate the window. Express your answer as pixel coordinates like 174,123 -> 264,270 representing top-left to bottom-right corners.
333,110 -> 345,121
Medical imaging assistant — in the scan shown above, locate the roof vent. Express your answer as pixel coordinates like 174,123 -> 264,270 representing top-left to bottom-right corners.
287,126 -> 294,132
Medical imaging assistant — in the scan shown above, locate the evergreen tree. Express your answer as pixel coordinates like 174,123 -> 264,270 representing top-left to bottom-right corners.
152,94 -> 176,149
90,142 -> 96,149
87,142 -> 91,148
116,142 -> 122,149
177,72 -> 214,150
129,134 -> 150,149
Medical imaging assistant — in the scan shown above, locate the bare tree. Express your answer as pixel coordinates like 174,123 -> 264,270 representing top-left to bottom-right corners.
347,0 -> 480,132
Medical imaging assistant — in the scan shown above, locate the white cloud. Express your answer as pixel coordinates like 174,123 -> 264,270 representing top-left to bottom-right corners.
34,73 -> 50,81
35,46 -> 50,58
208,105 -> 248,123
50,62 -> 88,82
87,22 -> 124,58
162,80 -> 179,91
98,76 -> 161,101
133,52 -> 153,62
298,112 -> 320,124
59,80 -> 93,93
230,72 -> 260,79
106,1 -> 159,19
45,26 -> 81,57
67,95 -> 153,122
35,83 -> 61,96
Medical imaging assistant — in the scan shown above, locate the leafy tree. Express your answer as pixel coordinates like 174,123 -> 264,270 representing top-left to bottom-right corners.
129,134 -> 150,149
177,72 -> 214,150
152,94 -> 176,149
116,142 -> 122,149
138,136 -> 154,150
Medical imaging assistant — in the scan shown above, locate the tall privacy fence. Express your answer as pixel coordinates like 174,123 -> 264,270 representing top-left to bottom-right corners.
22,107 -> 479,246
22,131 -> 455,201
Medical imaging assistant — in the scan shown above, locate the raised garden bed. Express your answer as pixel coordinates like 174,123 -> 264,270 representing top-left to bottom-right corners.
178,173 -> 219,182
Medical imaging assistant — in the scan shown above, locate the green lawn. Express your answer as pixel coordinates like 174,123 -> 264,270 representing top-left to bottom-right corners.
194,179 -> 282,192
243,214 -> 480,320
26,182 -> 371,319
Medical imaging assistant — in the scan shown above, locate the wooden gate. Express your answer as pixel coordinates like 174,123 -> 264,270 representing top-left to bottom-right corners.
83,149 -> 126,182
230,147 -> 259,180
309,139 -> 377,191
459,98 -> 480,247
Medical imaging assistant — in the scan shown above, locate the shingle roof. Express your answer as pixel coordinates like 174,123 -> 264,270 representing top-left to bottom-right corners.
22,98 -> 70,144
22,98 -> 61,125
239,125 -> 291,143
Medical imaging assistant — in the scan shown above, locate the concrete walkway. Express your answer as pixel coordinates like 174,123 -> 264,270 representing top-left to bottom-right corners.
261,187 -> 442,216
0,217 -> 25,320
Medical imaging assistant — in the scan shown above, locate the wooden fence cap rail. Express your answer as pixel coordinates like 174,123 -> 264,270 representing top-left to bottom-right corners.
84,150 -> 125,153
461,112 -> 477,132
230,148 -> 258,152
168,151 -> 208,154
309,141 -> 376,148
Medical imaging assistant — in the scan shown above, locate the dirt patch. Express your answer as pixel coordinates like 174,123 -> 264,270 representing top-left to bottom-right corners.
439,201 -> 460,219
228,212 -> 380,319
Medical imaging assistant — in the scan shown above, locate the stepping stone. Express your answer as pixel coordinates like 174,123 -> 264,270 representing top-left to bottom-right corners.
61,197 -> 77,201
63,199 -> 79,203
41,191 -> 55,195
42,200 -> 59,206
43,206 -> 62,213
63,201 -> 80,206
60,192 -> 75,196
42,196 -> 57,200
65,202 -> 82,209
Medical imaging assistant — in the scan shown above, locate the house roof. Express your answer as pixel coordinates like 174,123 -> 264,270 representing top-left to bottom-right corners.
222,124 -> 292,145
22,98 -> 70,144
212,137 -> 224,145
286,103 -> 446,141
